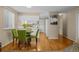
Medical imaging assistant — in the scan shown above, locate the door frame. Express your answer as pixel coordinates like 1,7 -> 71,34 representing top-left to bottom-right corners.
76,13 -> 79,41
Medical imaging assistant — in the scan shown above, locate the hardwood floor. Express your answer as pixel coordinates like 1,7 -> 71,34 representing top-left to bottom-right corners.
2,39 -> 37,52
2,32 -> 73,52
37,32 -> 73,51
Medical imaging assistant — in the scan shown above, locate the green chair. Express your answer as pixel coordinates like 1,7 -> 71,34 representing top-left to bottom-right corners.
17,30 -> 30,48
35,29 -> 39,50
11,29 -> 18,45
31,29 -> 39,50
35,29 -> 39,44
26,31 -> 31,46
32,29 -> 39,45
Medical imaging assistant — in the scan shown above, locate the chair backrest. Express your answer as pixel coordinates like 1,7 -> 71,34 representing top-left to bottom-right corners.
11,29 -> 18,38
17,30 -> 26,41
36,29 -> 39,38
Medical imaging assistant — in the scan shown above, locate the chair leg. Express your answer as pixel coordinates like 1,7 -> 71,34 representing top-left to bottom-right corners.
36,38 -> 37,45
16,38 -> 18,44
24,42 -> 27,48
13,37 -> 14,45
0,42 -> 2,52
27,38 -> 31,47
18,41 -> 21,48
36,38 -> 38,51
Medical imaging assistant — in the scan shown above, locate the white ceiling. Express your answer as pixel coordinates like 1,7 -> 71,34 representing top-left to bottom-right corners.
10,6 -> 75,13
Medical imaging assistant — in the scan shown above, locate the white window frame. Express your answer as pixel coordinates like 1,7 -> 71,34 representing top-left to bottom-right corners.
3,9 -> 15,28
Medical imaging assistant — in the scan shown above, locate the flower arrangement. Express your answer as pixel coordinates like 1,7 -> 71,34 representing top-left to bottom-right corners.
22,23 -> 32,28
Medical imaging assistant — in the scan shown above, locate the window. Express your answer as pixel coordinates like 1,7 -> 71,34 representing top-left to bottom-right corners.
19,15 -> 39,25
3,9 -> 15,28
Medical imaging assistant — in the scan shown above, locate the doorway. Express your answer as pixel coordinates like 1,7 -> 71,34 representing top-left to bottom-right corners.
58,13 -> 67,37
39,19 -> 46,33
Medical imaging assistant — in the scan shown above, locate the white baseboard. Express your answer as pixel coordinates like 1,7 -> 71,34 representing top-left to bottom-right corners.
2,40 -> 13,48
62,35 -> 71,40
48,37 -> 58,39
66,36 -> 76,42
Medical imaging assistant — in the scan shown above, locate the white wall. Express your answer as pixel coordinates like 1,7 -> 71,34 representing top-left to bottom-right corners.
58,8 -> 79,43
0,7 -> 4,45
75,12 -> 79,43
0,7 -> 12,47
0,29 -> 12,47
66,8 -> 78,42
0,7 -> 18,47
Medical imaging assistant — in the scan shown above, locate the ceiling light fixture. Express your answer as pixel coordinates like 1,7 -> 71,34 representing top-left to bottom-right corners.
58,13 -> 63,16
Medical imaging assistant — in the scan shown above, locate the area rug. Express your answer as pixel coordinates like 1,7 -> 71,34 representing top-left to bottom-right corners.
64,42 -> 79,52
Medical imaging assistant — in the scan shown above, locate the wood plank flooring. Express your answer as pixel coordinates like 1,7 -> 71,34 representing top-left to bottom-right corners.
2,32 -> 73,52
37,32 -> 73,51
